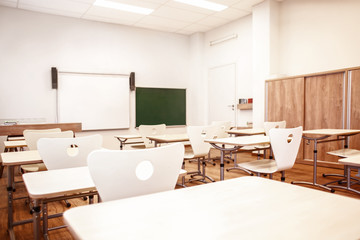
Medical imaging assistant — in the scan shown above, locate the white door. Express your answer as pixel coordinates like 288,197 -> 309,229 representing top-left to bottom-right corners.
208,63 -> 236,126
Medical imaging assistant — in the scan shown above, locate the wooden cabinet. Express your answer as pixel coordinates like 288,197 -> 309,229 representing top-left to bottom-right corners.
303,72 -> 346,164
266,77 -> 305,160
349,69 -> 360,150
266,68 -> 359,168
266,77 -> 304,128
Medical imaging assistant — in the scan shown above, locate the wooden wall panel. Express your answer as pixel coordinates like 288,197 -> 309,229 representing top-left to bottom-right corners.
304,72 -> 345,164
349,69 -> 360,150
266,77 -> 304,160
267,77 -> 304,127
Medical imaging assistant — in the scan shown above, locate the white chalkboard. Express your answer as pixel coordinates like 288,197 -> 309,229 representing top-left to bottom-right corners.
57,72 -> 130,130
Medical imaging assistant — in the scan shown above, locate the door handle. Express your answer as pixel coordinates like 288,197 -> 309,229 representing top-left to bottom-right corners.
227,104 -> 235,110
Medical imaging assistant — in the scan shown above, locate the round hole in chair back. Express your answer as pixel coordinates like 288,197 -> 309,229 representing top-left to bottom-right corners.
136,160 -> 154,181
66,144 -> 79,157
287,134 -> 294,143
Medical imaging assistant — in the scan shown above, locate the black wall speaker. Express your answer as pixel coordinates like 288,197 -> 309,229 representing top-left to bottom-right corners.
51,67 -> 58,89
129,72 -> 135,91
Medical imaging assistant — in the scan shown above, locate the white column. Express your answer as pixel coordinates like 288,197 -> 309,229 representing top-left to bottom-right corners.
252,0 -> 280,127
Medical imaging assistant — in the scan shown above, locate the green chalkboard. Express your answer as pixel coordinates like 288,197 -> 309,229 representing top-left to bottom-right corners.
136,87 -> 186,127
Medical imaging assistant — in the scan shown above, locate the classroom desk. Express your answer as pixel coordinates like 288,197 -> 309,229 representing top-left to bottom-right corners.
337,155 -> 360,194
292,129 -> 360,192
4,140 -> 27,152
1,150 -> 42,240
147,133 -> 189,147
0,122 -> 82,136
226,128 -> 265,136
23,167 -> 97,240
64,176 -> 360,240
205,135 -> 270,181
114,134 -> 142,150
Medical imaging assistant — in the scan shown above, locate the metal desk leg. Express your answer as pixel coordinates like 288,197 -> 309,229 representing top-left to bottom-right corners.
32,199 -> 41,240
7,165 -> 16,240
220,145 -> 225,181
43,202 -> 49,240
292,138 -> 334,192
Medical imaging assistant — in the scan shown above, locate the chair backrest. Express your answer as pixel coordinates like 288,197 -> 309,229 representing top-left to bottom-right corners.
264,121 -> 286,136
187,125 -> 218,158
211,121 -> 232,138
37,134 -> 103,170
269,126 -> 302,171
87,143 -> 184,202
24,130 -> 73,150
138,124 -> 166,148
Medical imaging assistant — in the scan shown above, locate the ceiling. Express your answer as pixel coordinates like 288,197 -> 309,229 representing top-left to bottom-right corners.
0,0 -> 265,35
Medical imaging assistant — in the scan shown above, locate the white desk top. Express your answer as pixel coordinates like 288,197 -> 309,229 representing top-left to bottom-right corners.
1,150 -> 41,166
339,155 -> 360,167
147,133 -> 189,143
114,134 -> 141,140
64,176 -> 360,240
23,166 -> 95,199
227,128 -> 265,136
205,135 -> 270,147
7,136 -> 25,141
4,140 -> 27,148
303,129 -> 360,136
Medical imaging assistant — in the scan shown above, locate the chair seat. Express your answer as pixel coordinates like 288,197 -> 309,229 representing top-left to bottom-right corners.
179,169 -> 187,177
327,149 -> 360,158
237,159 -> 277,174
184,150 -> 195,159
21,163 -> 47,172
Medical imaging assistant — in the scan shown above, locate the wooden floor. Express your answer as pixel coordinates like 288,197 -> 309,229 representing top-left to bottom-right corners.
1,151 -> 360,240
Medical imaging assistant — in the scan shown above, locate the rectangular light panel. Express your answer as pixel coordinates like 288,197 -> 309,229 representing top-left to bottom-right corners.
174,0 -> 228,12
94,0 -> 154,15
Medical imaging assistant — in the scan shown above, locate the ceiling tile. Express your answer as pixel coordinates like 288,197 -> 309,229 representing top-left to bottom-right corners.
165,1 -> 215,15
213,7 -> 250,21
135,15 -> 188,30
101,0 -> 162,9
175,28 -> 194,35
0,0 -> 17,8
18,0 -> 91,17
1,0 -> 260,35
152,5 -> 207,23
211,0 -> 244,6
231,0 -> 264,11
179,23 -> 212,33
83,14 -> 138,26
84,5 -> 145,22
196,15 -> 229,28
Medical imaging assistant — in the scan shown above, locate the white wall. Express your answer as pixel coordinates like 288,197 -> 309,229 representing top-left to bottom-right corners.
204,15 -> 253,127
279,0 -> 360,76
0,6 -> 191,149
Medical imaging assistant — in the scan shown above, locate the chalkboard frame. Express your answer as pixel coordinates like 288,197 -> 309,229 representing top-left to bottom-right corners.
135,87 -> 186,127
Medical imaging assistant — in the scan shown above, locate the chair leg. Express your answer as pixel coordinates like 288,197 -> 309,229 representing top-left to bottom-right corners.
0,164 -> 4,178
281,171 -> 285,182
226,152 -> 253,176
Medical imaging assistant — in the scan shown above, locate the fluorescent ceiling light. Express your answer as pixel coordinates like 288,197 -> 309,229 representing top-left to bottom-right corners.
174,0 -> 228,12
94,0 -> 154,15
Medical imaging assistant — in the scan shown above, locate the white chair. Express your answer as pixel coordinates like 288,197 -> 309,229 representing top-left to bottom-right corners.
21,130 -> 74,172
23,128 -> 61,149
37,134 -> 103,170
184,125 -> 218,183
211,121 -> 232,138
136,124 -> 166,148
87,143 -> 184,202
238,126 -> 302,182
227,121 -> 286,173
